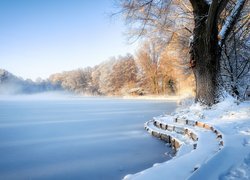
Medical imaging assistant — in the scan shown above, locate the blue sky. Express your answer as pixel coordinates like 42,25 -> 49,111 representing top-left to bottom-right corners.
0,0 -> 137,80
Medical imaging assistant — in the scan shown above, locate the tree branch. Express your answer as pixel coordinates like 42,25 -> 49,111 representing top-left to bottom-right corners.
218,0 -> 247,47
189,0 -> 209,14
206,0 -> 219,39
206,0 -> 229,35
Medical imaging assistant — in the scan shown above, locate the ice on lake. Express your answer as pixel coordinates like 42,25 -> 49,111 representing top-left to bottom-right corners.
0,94 -> 176,179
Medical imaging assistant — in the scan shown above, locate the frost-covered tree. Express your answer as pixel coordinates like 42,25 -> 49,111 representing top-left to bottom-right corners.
93,58 -> 117,95
136,41 -> 162,94
220,10 -> 250,99
49,67 -> 93,94
110,54 -> 138,94
118,0 -> 248,105
136,39 -> 186,95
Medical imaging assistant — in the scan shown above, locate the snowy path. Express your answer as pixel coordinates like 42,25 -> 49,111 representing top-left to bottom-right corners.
124,117 -> 223,180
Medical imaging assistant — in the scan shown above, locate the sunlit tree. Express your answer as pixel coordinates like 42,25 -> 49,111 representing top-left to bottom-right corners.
118,0 -> 248,105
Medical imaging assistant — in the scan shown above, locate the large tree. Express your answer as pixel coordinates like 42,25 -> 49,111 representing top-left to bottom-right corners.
189,0 -> 247,105
118,0 -> 248,105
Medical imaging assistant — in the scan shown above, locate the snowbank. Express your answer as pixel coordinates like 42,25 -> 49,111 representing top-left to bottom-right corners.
124,95 -> 250,179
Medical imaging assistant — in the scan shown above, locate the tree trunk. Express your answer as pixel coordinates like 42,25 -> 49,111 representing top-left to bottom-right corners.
191,10 -> 221,106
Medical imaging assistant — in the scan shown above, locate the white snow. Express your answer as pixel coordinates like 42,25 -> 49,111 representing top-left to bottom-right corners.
124,94 -> 250,180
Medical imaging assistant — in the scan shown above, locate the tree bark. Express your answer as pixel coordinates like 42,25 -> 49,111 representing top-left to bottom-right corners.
190,1 -> 221,106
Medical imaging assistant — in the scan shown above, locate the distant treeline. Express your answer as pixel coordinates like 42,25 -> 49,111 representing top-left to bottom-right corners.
0,69 -> 61,95
49,38 -> 194,96
1,36 -> 195,96
49,54 -> 140,96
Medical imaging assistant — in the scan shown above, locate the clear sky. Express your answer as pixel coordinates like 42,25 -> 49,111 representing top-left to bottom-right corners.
0,0 -> 137,80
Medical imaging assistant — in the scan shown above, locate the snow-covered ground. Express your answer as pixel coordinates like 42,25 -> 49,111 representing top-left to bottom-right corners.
124,95 -> 250,180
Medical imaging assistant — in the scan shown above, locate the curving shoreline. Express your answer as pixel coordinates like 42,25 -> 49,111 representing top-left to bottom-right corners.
145,118 -> 224,153
124,97 -> 250,180
124,116 -> 224,179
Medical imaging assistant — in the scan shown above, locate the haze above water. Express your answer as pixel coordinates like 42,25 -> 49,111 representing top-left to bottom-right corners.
0,93 -> 176,179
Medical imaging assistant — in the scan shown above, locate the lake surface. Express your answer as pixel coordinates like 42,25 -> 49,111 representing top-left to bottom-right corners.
0,95 -> 176,179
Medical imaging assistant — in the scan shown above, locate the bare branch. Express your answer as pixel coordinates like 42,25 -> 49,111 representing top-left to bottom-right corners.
219,0 -> 247,47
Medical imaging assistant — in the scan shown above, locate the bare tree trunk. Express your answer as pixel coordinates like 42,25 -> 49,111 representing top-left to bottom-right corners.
191,6 -> 220,105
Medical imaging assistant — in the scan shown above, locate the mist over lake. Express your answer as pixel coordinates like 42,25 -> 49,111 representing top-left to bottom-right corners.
0,94 -> 176,179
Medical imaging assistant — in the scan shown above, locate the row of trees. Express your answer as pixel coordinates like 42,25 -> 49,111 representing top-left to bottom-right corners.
49,44 -> 194,96
49,56 -> 138,96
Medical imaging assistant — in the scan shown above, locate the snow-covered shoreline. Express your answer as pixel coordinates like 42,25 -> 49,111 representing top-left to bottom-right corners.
124,96 -> 250,179
122,95 -> 180,101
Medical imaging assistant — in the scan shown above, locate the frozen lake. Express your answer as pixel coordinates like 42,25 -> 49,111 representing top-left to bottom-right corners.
0,95 -> 176,179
